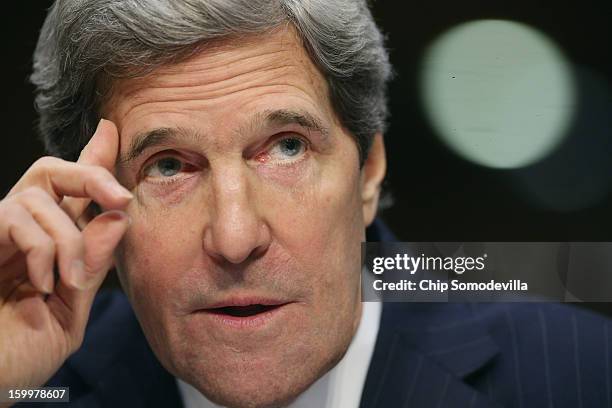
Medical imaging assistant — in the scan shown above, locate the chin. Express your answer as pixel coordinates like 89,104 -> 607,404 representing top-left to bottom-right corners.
181,363 -> 322,408
196,385 -> 302,408
166,330 -> 349,408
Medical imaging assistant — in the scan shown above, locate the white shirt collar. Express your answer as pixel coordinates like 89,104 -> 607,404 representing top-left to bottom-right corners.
177,301 -> 382,408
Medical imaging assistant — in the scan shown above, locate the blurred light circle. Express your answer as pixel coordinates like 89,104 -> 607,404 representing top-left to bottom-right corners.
420,19 -> 575,169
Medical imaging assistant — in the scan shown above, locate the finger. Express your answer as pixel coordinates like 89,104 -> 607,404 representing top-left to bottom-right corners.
80,210 -> 130,289
8,157 -> 132,217
61,119 -> 122,220
0,202 -> 56,294
13,187 -> 86,291
48,210 -> 129,340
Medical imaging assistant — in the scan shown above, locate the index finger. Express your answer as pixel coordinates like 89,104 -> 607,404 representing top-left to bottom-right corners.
60,119 -> 124,220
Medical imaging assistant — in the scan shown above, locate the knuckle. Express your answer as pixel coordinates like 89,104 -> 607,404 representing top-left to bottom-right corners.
33,155 -> 61,171
90,165 -> 113,182
59,229 -> 84,253
33,235 -> 56,258
0,201 -> 21,220
21,186 -> 49,202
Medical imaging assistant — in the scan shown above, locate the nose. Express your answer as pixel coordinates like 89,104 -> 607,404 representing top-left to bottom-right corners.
202,164 -> 271,264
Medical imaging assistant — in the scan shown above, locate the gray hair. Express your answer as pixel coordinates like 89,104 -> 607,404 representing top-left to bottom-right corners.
31,0 -> 392,164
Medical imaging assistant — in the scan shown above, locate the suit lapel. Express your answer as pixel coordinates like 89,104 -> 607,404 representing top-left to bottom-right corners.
362,221 -> 503,407
360,303 -> 502,408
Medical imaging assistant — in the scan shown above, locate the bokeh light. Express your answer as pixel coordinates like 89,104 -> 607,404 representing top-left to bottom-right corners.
420,19 -> 575,169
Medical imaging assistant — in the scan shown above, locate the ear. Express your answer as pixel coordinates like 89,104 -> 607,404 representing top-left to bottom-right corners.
360,133 -> 387,227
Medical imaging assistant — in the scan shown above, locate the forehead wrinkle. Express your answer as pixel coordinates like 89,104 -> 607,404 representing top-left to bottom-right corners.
109,61 -> 310,126
108,28 -> 306,107
116,52 -> 294,102
133,65 -> 299,103
113,78 -> 327,137
147,48 -> 291,87
105,26 -> 328,117
114,82 -> 314,133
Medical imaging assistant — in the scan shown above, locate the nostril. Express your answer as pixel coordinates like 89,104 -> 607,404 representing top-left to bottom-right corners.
203,220 -> 271,264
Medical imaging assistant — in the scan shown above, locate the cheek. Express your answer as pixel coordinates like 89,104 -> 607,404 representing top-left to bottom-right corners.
268,152 -> 364,293
140,175 -> 201,206
135,172 -> 202,208
117,199 -> 203,312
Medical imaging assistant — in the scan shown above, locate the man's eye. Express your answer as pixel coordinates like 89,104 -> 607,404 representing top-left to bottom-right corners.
145,157 -> 184,178
269,137 -> 306,159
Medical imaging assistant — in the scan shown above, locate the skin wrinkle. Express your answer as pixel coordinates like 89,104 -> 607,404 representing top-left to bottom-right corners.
106,33 -> 330,130
107,25 -> 384,408
121,109 -> 331,165
108,34 -> 301,104
123,65 -> 299,99
125,61 -> 297,91
113,79 -> 300,121
110,82 -> 329,148
146,41 -> 291,81
113,86 -> 330,175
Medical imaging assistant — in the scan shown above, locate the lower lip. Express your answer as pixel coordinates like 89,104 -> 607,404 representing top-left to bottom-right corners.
196,304 -> 291,330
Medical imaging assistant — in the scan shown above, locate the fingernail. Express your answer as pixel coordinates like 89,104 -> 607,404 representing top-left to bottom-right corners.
78,119 -> 107,160
104,210 -> 132,227
85,119 -> 105,146
105,181 -> 133,200
42,271 -> 54,294
96,118 -> 105,131
68,259 -> 88,290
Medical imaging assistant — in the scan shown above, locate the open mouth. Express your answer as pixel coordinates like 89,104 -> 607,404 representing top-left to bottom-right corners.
206,304 -> 284,318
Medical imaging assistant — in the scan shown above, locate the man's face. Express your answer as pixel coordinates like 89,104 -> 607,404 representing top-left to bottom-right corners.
107,26 -> 384,407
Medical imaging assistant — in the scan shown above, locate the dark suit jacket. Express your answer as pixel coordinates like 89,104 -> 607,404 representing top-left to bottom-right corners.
19,220 -> 612,407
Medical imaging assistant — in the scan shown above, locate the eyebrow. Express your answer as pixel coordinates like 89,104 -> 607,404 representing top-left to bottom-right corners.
120,108 -> 330,164
261,108 -> 329,139
120,127 -> 181,163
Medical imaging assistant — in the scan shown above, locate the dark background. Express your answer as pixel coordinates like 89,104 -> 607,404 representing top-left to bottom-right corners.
2,2 -> 612,311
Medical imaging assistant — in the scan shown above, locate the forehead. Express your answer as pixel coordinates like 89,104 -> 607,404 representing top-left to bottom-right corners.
103,25 -> 336,140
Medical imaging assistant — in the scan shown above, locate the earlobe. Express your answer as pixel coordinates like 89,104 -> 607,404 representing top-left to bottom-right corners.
361,133 -> 387,226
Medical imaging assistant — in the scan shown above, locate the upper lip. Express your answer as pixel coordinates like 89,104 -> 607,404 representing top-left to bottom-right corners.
203,296 -> 291,310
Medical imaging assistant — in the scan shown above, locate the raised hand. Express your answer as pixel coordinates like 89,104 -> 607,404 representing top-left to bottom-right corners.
0,120 -> 131,391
